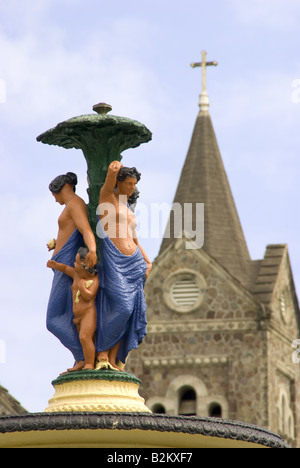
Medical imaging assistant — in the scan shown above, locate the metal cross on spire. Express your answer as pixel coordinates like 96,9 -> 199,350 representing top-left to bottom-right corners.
191,50 -> 218,112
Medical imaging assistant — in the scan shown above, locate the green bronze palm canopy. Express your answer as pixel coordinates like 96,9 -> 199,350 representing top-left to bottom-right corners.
37,103 -> 152,253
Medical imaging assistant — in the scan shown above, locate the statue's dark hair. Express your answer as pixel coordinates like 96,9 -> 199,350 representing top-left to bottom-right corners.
117,166 -> 141,183
77,247 -> 98,276
117,166 -> 141,208
49,172 -> 78,194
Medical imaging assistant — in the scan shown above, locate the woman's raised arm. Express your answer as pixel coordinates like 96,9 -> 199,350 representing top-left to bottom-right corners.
99,161 -> 123,200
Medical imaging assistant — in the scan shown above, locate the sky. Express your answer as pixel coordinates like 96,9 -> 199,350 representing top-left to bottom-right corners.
0,0 -> 300,413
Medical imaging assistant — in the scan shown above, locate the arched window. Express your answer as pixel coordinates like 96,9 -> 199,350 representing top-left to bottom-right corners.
277,385 -> 295,440
178,387 -> 197,416
280,394 -> 286,433
152,404 -> 166,414
208,402 -> 222,418
147,376 -> 229,418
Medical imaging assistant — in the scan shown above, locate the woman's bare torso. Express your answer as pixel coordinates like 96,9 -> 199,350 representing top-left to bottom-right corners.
53,197 -> 88,256
53,206 -> 77,256
100,192 -> 138,256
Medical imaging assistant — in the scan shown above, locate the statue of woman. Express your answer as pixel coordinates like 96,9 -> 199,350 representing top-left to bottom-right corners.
96,161 -> 152,371
47,172 -> 97,372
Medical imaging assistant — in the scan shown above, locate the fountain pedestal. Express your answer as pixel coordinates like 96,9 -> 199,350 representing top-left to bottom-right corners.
45,369 -> 151,413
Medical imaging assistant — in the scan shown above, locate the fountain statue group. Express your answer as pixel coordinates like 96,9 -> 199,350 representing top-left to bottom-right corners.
46,161 -> 152,374
37,103 -> 153,375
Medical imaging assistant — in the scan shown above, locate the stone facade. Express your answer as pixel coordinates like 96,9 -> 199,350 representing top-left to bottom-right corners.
126,104 -> 300,447
127,240 -> 300,447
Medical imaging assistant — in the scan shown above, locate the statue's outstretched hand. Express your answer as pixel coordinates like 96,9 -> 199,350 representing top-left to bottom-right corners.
145,263 -> 152,279
84,251 -> 98,269
47,239 -> 56,251
47,260 -> 58,269
109,160 -> 123,173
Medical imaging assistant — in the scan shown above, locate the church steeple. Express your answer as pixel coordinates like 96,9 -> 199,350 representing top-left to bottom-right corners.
159,54 -> 251,286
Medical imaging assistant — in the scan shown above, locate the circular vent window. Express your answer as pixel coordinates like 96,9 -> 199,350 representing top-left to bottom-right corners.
163,270 -> 207,313
170,276 -> 201,309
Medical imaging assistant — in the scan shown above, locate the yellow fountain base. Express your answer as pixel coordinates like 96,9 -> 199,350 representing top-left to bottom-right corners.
44,369 -> 151,413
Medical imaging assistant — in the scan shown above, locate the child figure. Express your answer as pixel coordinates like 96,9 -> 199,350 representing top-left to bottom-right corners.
47,247 -> 99,371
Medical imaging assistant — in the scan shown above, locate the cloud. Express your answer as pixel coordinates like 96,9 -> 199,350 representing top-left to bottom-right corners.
0,9 -> 168,133
212,68 -> 300,185
0,79 -> 6,103
215,69 -> 300,125
0,1 -> 51,32
227,0 -> 300,31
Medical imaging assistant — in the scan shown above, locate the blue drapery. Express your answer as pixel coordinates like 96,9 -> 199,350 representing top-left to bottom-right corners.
47,229 -> 85,362
47,227 -> 147,365
95,230 -> 147,364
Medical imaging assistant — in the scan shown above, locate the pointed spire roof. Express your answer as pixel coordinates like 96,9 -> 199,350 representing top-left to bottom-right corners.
159,59 -> 251,285
0,385 -> 27,415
